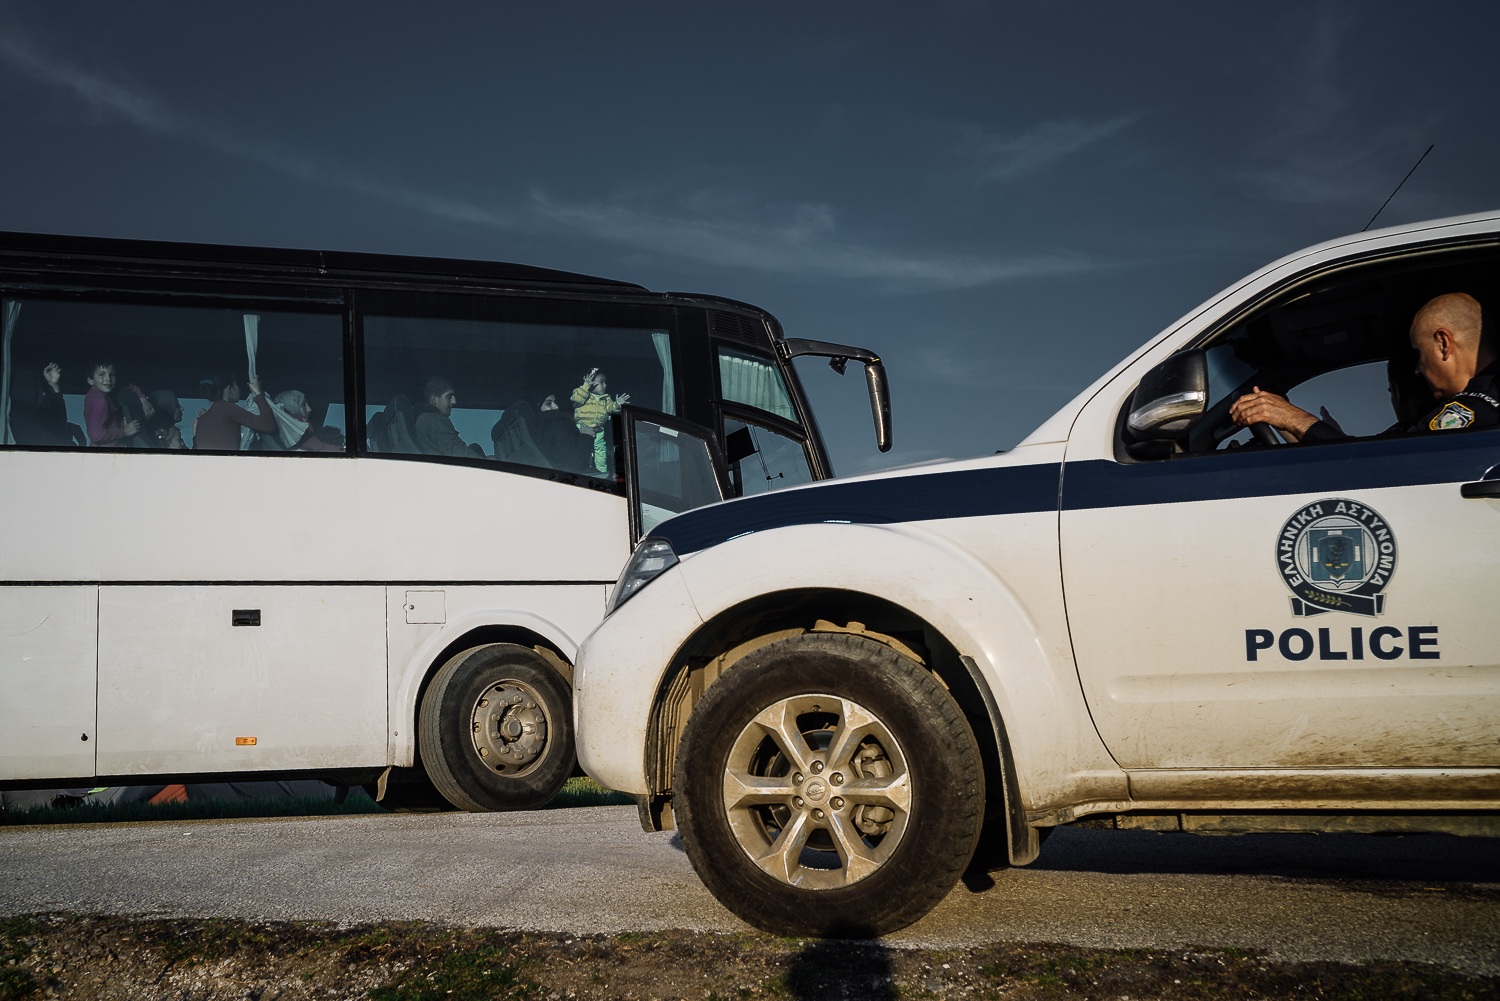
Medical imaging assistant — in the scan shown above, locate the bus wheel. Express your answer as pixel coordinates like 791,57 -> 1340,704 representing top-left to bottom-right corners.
672,633 -> 984,937
418,643 -> 575,812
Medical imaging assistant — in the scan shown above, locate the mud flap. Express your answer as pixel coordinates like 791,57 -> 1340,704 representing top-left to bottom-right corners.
960,656 -> 1040,866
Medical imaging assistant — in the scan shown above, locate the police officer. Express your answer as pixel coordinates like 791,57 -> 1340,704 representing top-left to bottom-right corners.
1229,292 -> 1497,441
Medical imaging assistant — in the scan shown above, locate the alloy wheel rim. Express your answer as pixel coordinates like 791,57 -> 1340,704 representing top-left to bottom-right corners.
720,693 -> 910,890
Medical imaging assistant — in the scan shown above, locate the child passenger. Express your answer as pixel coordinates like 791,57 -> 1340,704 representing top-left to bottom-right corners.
193,372 -> 277,450
570,367 -> 629,473
82,360 -> 152,447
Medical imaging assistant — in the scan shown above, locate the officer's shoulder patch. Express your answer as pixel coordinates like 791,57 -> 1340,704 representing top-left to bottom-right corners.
1430,400 -> 1476,430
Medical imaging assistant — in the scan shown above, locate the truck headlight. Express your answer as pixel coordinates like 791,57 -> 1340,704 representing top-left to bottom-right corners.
606,537 -> 679,615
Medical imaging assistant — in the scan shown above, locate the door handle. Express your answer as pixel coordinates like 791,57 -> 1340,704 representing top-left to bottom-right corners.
1460,479 -> 1500,498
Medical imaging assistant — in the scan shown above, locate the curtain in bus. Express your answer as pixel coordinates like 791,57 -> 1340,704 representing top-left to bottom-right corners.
0,300 -> 20,445
651,331 -> 675,415
651,331 -> 678,460
244,313 -> 261,382
718,347 -> 796,421
238,313 -> 263,450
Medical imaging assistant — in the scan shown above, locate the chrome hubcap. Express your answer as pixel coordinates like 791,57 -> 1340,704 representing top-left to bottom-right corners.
471,681 -> 548,774
720,694 -> 910,890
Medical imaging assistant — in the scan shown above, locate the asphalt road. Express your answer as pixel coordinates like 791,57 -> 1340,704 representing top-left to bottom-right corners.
2,806 -> 1497,975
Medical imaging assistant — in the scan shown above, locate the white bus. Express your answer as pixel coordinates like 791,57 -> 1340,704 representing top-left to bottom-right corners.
0,230 -> 890,812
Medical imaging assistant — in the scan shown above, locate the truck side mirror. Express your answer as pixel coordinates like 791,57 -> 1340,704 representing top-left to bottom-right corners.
1127,349 -> 1208,438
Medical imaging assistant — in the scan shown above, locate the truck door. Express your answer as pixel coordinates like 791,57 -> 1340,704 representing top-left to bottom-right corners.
1058,259 -> 1500,779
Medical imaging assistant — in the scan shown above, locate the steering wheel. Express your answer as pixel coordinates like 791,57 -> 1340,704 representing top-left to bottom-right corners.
1249,422 -> 1279,445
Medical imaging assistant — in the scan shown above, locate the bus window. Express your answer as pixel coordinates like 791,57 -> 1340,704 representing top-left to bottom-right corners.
717,345 -> 797,423
363,312 -> 677,479
724,416 -> 815,497
1,299 -> 346,452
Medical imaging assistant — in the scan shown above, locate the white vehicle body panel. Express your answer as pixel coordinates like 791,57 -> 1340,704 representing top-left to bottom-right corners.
0,587 -> 97,779
0,450 -> 620,781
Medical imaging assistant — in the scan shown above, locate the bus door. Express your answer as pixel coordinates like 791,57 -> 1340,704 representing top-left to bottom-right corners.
620,406 -> 730,544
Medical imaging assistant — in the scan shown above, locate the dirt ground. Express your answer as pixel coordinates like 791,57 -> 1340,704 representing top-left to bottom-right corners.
2,913 -> 1495,1001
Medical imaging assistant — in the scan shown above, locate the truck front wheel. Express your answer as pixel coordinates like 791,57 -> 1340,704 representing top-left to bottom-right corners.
673,632 -> 984,937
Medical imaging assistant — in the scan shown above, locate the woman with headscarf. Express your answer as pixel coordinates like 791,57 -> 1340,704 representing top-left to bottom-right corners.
263,389 -> 312,449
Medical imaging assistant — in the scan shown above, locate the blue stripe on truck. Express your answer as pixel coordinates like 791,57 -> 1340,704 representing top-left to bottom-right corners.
652,430 -> 1499,555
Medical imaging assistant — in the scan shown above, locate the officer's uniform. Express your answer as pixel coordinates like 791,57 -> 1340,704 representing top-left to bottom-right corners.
1303,358 -> 1499,441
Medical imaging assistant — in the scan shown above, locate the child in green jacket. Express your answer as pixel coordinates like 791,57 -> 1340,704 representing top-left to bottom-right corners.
571,367 -> 630,473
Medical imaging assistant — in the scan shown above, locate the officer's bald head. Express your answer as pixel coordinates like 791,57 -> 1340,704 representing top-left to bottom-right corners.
1409,292 -> 1493,397
1410,293 -> 1483,349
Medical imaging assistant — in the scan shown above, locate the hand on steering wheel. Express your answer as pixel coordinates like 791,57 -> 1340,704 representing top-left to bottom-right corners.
1229,386 -> 1318,443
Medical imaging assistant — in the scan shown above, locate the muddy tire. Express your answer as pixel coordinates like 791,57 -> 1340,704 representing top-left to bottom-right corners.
418,643 -> 575,811
673,632 -> 984,937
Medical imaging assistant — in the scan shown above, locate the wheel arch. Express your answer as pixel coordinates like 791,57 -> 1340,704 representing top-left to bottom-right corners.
392,610 -> 578,769
642,586 -> 1035,861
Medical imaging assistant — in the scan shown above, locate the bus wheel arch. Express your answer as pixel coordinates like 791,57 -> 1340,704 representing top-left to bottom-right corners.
644,588 -> 1033,864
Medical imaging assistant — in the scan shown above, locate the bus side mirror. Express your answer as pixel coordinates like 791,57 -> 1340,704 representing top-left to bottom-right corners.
1128,349 -> 1207,438
779,338 -> 892,453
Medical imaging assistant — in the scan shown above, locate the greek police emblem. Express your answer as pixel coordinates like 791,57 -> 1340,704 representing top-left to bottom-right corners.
1430,400 -> 1475,430
1276,498 -> 1396,617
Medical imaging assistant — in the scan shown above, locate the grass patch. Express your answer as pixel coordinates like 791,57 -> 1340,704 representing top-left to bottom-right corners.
367,942 -> 540,1001
541,777 -> 635,810
0,916 -> 46,1001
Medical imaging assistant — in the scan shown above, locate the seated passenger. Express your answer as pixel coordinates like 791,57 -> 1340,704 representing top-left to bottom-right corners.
275,389 -> 313,423
414,376 -> 483,458
193,371 -> 277,451
1229,293 -> 1497,441
9,363 -> 86,446
537,392 -> 593,472
151,424 -> 186,449
260,388 -> 314,449
82,360 -> 152,447
143,390 -> 184,441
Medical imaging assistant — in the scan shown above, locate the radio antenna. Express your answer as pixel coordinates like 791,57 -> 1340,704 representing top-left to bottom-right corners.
1362,144 -> 1434,232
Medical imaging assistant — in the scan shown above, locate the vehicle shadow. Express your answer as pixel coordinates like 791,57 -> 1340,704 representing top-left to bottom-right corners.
1018,826 -> 1500,889
784,939 -> 896,1001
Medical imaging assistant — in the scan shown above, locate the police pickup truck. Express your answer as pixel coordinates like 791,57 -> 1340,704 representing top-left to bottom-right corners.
573,210 -> 1500,937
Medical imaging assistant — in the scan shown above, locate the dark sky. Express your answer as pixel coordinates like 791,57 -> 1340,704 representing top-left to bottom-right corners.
1,1 -> 1495,473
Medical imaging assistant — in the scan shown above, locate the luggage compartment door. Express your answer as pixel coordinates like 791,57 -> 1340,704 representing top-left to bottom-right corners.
96,586 -> 386,776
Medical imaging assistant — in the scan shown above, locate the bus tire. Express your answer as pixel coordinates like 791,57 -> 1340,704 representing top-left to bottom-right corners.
418,643 -> 575,812
672,632 -> 984,937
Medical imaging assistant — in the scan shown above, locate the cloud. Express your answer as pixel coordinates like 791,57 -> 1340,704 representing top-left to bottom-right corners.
1232,3 -> 1431,206
964,116 -> 1136,182
0,30 -> 513,229
0,29 -> 1100,290
530,190 -> 1093,288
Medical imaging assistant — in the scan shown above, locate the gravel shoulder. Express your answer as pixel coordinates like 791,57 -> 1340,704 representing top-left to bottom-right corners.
4,914 -> 1498,1001
2,805 -> 1497,988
